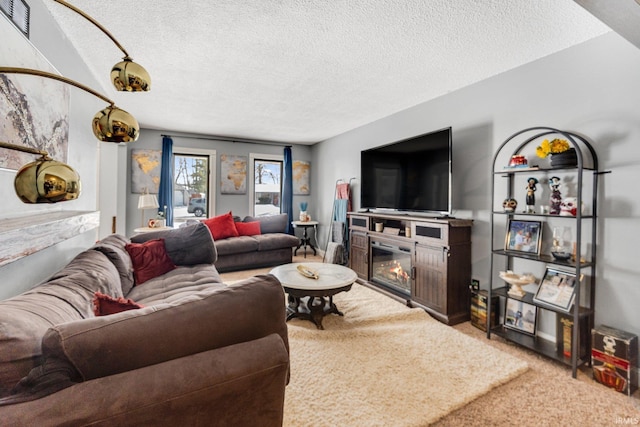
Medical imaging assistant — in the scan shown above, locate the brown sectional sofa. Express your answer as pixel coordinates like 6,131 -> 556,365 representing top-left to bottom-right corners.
0,223 -> 290,426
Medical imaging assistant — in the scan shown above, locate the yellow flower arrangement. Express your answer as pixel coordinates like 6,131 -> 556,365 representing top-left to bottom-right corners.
536,138 -> 570,158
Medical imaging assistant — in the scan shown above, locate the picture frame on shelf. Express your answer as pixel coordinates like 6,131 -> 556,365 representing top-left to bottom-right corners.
504,219 -> 542,255
504,297 -> 537,335
533,267 -> 582,312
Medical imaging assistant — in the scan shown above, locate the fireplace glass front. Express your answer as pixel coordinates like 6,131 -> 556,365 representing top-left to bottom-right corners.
370,240 -> 412,295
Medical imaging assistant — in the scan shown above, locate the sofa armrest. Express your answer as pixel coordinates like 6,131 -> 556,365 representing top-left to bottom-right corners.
0,334 -> 289,427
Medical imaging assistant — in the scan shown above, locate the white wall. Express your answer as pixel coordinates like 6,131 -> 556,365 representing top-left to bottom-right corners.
0,3 -> 101,299
312,31 -> 640,339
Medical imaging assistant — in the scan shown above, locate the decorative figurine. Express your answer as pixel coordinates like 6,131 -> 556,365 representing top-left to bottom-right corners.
549,176 -> 562,215
560,197 -> 579,216
525,177 -> 538,213
502,198 -> 518,213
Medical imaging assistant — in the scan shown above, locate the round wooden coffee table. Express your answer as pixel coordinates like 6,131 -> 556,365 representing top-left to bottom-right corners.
270,262 -> 357,330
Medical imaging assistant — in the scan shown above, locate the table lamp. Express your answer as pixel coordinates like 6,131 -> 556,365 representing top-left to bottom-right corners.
138,192 -> 159,227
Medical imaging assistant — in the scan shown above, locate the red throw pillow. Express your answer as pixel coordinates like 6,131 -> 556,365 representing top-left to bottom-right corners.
125,238 -> 177,285
235,221 -> 261,236
93,292 -> 144,316
203,211 -> 239,240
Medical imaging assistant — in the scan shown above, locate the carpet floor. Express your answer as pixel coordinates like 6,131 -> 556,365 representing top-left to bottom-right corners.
220,256 -> 640,426
282,283 -> 528,426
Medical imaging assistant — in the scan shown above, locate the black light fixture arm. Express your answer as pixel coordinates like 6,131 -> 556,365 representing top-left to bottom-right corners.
53,0 -> 131,60
0,67 -> 115,106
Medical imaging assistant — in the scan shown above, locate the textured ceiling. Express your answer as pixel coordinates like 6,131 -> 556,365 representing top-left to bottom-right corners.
39,0 -> 611,144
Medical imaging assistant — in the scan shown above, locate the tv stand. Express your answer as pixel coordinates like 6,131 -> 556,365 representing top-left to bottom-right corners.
347,212 -> 473,325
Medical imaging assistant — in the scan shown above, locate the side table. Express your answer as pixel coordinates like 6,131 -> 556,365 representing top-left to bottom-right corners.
292,220 -> 318,258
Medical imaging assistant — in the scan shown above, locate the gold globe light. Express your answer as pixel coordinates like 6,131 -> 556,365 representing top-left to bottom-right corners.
111,58 -> 151,92
15,158 -> 81,203
54,0 -> 151,92
93,105 -> 140,143
0,142 -> 81,204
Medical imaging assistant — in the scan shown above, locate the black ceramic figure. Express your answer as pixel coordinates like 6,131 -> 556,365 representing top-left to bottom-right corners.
525,177 -> 538,213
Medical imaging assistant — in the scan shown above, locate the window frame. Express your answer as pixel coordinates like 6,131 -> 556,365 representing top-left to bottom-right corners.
174,147 -> 216,220
249,152 -> 283,217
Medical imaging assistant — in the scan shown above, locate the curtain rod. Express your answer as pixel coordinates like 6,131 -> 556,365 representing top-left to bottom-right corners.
160,133 -> 292,147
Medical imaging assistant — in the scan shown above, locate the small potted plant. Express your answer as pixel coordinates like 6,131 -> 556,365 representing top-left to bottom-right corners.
536,138 -> 576,167
299,202 -> 309,222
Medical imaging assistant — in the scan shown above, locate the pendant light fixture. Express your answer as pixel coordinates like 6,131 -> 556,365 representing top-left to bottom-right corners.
0,141 -> 81,203
53,0 -> 151,92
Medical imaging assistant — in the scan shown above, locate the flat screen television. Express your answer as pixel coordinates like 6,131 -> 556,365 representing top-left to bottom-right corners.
360,127 -> 452,215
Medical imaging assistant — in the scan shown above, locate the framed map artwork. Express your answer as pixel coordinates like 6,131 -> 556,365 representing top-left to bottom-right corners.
131,149 -> 161,194
0,16 -> 69,171
220,154 -> 247,194
293,160 -> 310,195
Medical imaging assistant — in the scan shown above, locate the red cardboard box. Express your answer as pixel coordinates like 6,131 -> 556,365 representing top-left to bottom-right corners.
557,312 -> 590,361
591,325 -> 638,396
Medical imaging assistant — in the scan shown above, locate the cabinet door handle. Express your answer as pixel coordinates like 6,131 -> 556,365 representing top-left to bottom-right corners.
411,266 -> 416,280
442,247 -> 450,261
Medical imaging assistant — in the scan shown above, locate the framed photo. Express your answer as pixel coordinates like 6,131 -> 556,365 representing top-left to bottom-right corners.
504,219 -> 542,255
533,267 -> 581,312
504,298 -> 537,335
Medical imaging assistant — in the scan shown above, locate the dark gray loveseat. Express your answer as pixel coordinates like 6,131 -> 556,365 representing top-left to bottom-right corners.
211,213 -> 299,272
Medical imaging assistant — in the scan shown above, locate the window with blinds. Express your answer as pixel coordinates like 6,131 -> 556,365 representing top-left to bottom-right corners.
1,0 -> 30,37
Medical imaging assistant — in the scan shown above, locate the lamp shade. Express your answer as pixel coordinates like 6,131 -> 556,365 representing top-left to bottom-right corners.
93,105 -> 140,143
111,59 -> 151,92
138,193 -> 159,210
14,158 -> 81,203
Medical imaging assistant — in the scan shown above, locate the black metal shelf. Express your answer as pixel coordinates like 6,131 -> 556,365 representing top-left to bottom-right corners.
495,165 -> 597,175
491,211 -> 595,220
491,287 -> 594,316
488,126 -> 600,379
490,325 -> 589,368
491,249 -> 594,268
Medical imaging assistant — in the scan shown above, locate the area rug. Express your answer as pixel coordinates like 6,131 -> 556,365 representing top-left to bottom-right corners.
283,284 -> 529,427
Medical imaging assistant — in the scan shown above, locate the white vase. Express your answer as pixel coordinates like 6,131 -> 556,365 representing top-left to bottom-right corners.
299,211 -> 308,222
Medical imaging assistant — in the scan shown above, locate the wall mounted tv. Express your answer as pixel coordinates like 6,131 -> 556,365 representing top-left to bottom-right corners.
360,127 -> 452,215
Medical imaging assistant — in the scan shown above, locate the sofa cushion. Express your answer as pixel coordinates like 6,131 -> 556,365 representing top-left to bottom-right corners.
126,264 -> 225,305
49,250 -> 124,298
253,233 -> 300,252
0,251 -> 124,398
131,222 -> 217,266
213,236 -> 259,256
92,234 -> 135,295
125,239 -> 177,285
203,211 -> 239,241
243,213 -> 288,234
93,292 -> 144,316
235,221 -> 261,236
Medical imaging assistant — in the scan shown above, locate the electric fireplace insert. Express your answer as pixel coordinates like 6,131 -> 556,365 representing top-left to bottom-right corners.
370,239 -> 413,296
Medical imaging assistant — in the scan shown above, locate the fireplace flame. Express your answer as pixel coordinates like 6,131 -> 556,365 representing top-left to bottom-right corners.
389,260 -> 409,283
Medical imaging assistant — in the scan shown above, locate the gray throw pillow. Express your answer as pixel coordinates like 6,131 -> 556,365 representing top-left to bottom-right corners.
130,222 -> 217,265
242,213 -> 288,234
